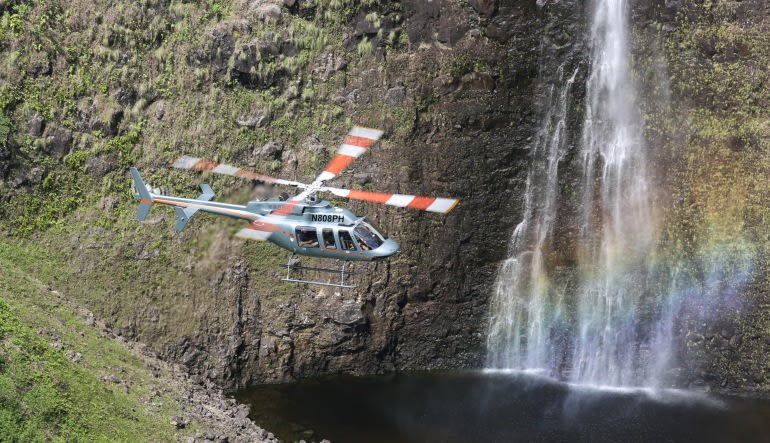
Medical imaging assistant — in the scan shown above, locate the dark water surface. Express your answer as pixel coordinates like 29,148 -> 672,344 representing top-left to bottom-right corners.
236,370 -> 770,443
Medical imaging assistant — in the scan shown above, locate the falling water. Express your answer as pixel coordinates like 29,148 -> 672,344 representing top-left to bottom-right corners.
487,0 -> 666,386
486,4 -> 583,372
571,0 -> 653,386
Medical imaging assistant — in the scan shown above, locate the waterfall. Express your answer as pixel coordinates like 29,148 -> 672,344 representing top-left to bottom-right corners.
571,0 -> 653,386
487,0 -> 667,386
486,3 -> 583,373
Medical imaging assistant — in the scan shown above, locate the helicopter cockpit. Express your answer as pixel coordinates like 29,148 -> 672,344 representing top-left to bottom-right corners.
294,218 -> 387,252
352,221 -> 385,251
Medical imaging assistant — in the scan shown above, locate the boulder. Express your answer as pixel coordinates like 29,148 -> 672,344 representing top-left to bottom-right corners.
28,113 -> 45,137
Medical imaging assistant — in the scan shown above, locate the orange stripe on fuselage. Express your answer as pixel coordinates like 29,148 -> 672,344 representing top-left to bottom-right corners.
407,196 -> 436,211
153,198 -> 256,221
324,154 -> 355,175
271,199 -> 301,216
143,198 -> 296,239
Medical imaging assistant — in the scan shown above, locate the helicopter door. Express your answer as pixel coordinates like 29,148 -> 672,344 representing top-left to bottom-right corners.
338,230 -> 356,251
322,228 -> 337,249
296,226 -> 319,248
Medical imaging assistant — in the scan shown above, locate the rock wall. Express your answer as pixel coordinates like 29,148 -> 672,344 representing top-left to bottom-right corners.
2,0 -> 769,395
631,0 -> 770,392
0,0 -> 541,390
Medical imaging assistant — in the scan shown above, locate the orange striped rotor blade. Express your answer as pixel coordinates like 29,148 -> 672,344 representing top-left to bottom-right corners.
173,155 -> 305,187
315,127 -> 383,183
269,190 -> 311,217
324,187 -> 459,214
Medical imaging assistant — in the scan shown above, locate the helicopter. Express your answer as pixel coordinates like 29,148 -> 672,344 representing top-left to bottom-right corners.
130,126 -> 459,288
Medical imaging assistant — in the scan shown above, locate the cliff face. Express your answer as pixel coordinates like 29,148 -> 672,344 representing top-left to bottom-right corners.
2,0 -> 769,395
633,0 -> 770,393
0,0 -> 540,390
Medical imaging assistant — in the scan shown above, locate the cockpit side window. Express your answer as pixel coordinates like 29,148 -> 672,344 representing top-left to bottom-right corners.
339,230 -> 356,251
322,228 -> 337,249
296,226 -> 319,248
354,222 -> 384,250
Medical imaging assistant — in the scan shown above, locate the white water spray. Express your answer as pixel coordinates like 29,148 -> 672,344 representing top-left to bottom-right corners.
570,0 -> 654,386
487,0 -> 668,387
486,9 -> 582,372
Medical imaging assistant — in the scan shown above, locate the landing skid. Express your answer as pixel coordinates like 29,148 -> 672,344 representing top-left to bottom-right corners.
281,255 -> 356,289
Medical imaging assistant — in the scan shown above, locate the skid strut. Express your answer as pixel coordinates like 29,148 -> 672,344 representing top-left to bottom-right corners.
281,255 -> 356,289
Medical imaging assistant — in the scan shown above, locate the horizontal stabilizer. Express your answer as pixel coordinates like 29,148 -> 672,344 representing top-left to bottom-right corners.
174,183 -> 216,231
136,202 -> 152,221
174,207 -> 197,232
236,227 -> 271,241
199,183 -> 215,201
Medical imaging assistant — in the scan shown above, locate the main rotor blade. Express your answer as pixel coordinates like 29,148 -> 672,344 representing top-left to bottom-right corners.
270,189 -> 312,216
236,220 -> 280,241
314,127 -> 383,184
322,187 -> 460,214
173,155 -> 306,188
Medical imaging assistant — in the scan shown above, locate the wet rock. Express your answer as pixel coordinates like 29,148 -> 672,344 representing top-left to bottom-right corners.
470,0 -> 498,17
250,2 -> 282,21
237,112 -> 270,129
154,101 -> 165,120
28,51 -> 51,77
237,115 -> 259,128
88,96 -> 124,137
254,140 -> 283,159
111,87 -> 137,107
65,350 -> 83,363
85,153 -> 118,178
460,72 -> 495,91
720,325 -> 735,339
405,0 -> 440,44
437,14 -> 468,45
47,127 -> 73,158
28,113 -> 45,136
11,167 -> 45,188
188,23 -> 235,80
384,86 -> 407,105
302,135 -> 326,154
0,147 -> 10,178
171,415 -> 188,429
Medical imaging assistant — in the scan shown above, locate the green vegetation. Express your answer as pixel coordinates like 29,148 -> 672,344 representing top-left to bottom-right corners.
651,0 -> 770,278
0,109 -> 11,147
0,240 -> 183,441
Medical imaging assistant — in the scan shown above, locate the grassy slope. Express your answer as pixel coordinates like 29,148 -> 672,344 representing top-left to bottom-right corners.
0,238 -> 194,440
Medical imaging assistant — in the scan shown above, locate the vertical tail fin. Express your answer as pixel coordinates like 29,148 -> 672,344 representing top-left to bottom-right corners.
130,167 -> 154,221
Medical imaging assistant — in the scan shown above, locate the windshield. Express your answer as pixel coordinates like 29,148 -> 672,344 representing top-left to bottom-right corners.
354,222 -> 384,250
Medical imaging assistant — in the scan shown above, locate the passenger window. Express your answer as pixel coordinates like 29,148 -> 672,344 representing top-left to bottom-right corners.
322,228 -> 337,249
296,226 -> 319,248
339,230 -> 356,251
